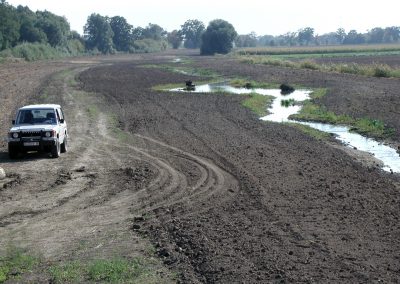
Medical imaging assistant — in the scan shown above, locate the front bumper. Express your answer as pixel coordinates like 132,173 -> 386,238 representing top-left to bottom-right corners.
8,137 -> 57,152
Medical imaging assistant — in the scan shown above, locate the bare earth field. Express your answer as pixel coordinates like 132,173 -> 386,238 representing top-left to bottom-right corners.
0,51 -> 399,283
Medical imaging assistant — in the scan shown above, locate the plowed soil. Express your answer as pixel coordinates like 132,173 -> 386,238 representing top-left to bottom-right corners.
0,52 -> 399,283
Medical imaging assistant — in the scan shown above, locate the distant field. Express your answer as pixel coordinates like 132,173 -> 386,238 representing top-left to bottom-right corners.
234,44 -> 400,58
234,44 -> 400,77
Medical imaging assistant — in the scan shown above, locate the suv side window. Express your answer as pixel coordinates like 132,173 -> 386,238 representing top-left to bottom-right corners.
56,109 -> 62,122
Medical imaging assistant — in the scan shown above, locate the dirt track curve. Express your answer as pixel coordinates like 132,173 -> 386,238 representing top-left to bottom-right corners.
0,52 -> 399,283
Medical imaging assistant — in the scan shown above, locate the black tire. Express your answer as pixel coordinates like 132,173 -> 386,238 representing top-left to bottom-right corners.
51,141 -> 60,158
60,136 -> 67,153
8,144 -> 18,159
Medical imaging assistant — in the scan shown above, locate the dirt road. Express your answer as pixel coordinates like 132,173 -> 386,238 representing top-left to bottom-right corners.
0,52 -> 399,283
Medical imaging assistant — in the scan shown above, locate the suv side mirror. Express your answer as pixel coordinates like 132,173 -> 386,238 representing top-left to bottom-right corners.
60,119 -> 65,124
12,120 -> 15,125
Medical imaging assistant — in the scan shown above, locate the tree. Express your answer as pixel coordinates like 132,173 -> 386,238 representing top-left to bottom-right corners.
200,19 -> 237,55
35,11 -> 70,47
235,32 -> 257,48
0,1 -> 20,49
383,26 -> 400,43
109,16 -> 132,51
297,27 -> 314,45
180,19 -> 205,49
335,28 -> 346,44
368,27 -> 384,43
343,30 -> 366,44
84,13 -> 114,54
167,30 -> 183,49
131,27 -> 144,40
282,32 -> 297,46
142,23 -> 166,40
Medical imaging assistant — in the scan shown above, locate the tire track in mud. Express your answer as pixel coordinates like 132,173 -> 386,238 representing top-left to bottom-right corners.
94,111 -> 238,214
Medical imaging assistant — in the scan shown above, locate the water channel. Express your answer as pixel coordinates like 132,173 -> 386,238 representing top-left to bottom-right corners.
170,83 -> 400,173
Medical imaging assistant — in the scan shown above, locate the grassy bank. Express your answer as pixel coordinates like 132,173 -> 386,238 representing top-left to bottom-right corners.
242,93 -> 274,116
0,41 -> 86,62
291,89 -> 395,138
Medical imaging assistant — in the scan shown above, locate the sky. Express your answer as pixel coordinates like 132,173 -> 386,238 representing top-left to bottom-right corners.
6,0 -> 400,36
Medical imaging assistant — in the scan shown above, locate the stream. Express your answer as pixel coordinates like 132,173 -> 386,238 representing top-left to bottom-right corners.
170,83 -> 400,173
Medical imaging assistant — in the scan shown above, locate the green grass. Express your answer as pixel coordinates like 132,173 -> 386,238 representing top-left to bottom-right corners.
49,261 -> 83,283
0,247 -> 40,283
87,105 -> 99,119
238,55 -> 400,78
141,64 -> 219,78
281,98 -> 296,107
310,88 -> 327,99
49,257 -> 168,284
241,93 -> 274,116
285,122 -> 332,140
291,101 -> 394,138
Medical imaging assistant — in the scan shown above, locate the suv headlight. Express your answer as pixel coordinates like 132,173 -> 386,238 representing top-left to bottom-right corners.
11,132 -> 19,138
44,130 -> 55,137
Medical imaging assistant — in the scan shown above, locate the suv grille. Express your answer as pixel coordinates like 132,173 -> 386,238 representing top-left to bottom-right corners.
21,131 -> 42,137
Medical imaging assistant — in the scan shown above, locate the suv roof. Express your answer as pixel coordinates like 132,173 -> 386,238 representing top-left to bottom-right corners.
20,104 -> 61,110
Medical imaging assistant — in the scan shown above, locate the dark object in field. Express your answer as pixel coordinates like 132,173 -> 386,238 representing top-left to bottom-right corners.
185,80 -> 196,91
280,83 -> 295,95
244,82 -> 253,89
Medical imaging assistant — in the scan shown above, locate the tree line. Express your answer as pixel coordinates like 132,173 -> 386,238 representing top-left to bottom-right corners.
0,0 -> 236,57
2,0 -> 398,60
236,26 -> 400,48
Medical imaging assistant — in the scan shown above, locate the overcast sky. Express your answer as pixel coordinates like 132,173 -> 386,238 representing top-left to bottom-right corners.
6,0 -> 400,36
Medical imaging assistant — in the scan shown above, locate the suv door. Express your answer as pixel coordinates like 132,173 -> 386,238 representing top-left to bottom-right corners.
56,108 -> 67,143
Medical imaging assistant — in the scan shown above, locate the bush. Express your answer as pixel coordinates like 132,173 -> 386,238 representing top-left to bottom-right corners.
130,39 -> 168,53
372,64 -> 391,77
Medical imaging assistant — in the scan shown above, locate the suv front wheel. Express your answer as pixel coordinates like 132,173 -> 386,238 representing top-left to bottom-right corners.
61,136 -> 67,153
51,141 -> 61,158
8,144 -> 18,159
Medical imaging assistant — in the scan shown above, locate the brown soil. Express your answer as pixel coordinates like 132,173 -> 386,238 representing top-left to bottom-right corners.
0,52 -> 399,283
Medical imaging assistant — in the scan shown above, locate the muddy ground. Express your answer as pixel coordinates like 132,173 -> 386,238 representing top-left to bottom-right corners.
0,51 -> 399,283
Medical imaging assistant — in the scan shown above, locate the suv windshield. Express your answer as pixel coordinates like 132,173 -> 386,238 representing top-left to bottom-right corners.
16,109 -> 57,125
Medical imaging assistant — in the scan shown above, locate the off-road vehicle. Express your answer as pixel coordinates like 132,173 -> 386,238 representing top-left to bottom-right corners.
7,104 -> 68,158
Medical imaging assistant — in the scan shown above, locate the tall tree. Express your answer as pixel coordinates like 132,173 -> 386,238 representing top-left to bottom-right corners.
343,30 -> 366,44
0,0 -> 20,49
16,5 -> 47,43
335,28 -> 346,44
109,16 -> 132,51
383,26 -> 400,43
180,19 -> 205,49
235,32 -> 257,48
35,11 -> 70,47
142,23 -> 166,40
297,27 -> 314,45
368,27 -> 384,43
200,19 -> 237,55
84,13 -> 114,54
167,30 -> 183,49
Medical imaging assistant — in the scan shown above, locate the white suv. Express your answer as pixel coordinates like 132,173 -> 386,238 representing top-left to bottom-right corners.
7,104 -> 68,159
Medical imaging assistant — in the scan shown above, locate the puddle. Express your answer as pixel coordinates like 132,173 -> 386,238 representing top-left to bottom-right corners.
170,83 -> 400,173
